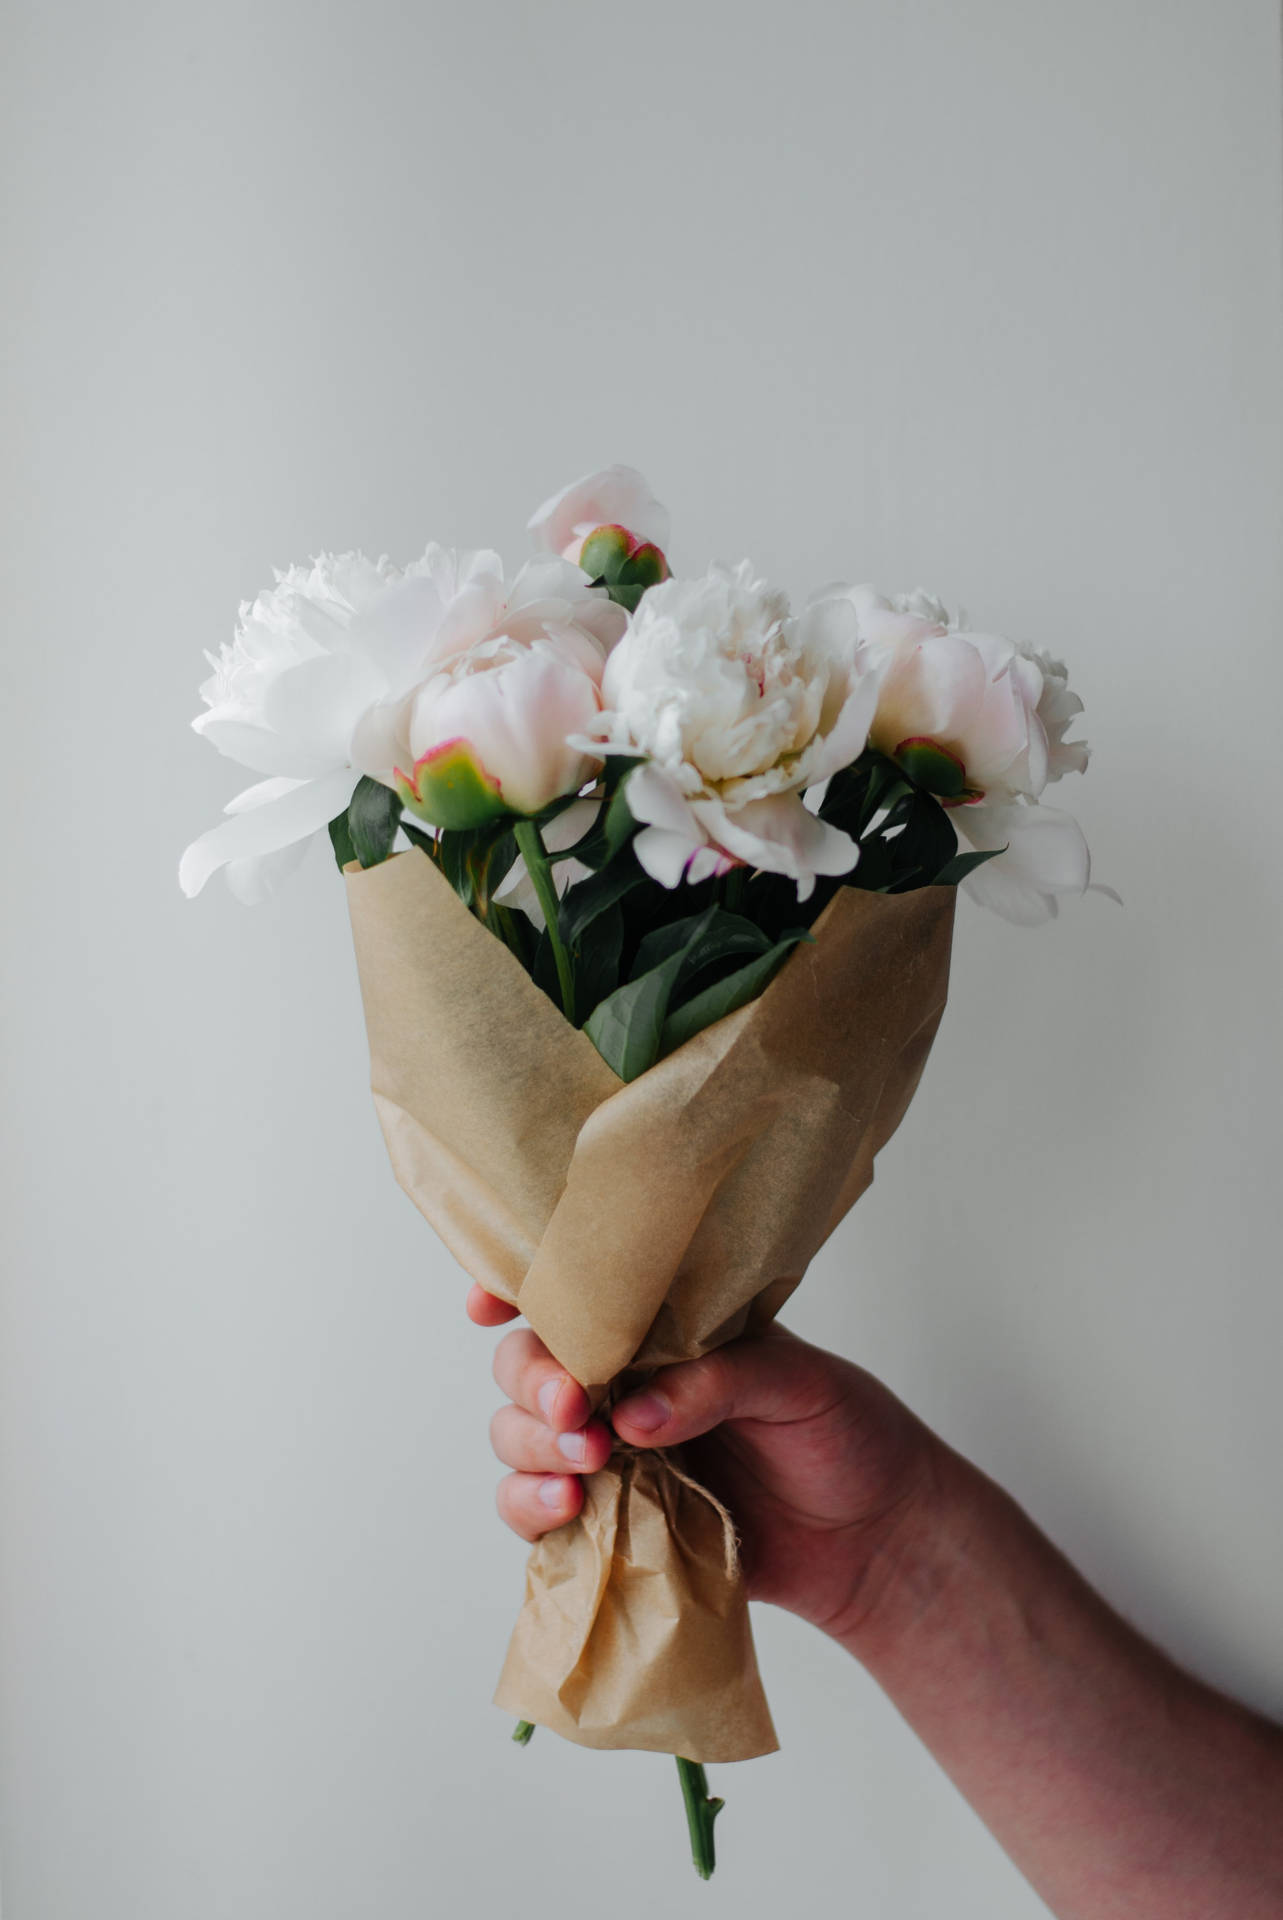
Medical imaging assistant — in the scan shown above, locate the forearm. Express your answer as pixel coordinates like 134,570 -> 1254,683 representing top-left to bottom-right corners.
842,1444 -> 1283,1920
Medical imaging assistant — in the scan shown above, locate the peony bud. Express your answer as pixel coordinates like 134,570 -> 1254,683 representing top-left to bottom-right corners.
527,465 -> 670,569
395,637 -> 603,830
578,524 -> 671,612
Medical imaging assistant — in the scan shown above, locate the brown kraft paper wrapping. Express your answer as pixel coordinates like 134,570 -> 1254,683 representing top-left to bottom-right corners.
345,850 -> 955,1764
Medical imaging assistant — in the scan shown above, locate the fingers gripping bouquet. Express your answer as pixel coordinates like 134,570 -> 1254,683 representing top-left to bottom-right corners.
181,466 -> 1098,1877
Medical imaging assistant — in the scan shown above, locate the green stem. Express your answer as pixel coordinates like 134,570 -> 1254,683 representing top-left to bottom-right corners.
724,865 -> 747,914
675,1757 -> 724,1880
513,818 -> 576,1023
511,1720 -> 535,1746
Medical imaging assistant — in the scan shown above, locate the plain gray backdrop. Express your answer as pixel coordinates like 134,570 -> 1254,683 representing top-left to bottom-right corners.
4,3 -> 1282,1916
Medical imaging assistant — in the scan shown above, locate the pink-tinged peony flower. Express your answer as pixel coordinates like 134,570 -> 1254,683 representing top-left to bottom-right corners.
574,564 -> 882,900
394,637 -> 604,830
528,465 -> 670,567
846,587 -> 1091,925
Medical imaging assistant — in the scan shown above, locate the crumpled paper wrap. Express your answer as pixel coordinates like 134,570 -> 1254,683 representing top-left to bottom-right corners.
345,850 -> 955,1763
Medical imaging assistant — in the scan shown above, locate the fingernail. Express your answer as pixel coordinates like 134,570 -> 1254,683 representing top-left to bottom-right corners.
537,1379 -> 561,1422
615,1391 -> 670,1433
557,1431 -> 586,1464
538,1475 -> 568,1509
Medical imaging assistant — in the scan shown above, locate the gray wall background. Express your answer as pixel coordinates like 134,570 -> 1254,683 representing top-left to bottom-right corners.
3,3 -> 1281,1916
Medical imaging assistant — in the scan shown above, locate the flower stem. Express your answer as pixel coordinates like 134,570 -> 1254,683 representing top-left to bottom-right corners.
675,1757 -> 724,1880
513,818 -> 576,1023
512,1720 -> 535,1746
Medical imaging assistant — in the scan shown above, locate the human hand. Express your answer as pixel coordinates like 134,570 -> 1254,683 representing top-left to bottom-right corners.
469,1282 -> 942,1644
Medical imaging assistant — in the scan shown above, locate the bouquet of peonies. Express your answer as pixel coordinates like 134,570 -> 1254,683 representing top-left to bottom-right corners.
181,467 -> 1097,1877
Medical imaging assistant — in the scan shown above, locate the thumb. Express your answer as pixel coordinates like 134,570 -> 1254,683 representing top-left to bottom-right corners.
611,1327 -> 840,1449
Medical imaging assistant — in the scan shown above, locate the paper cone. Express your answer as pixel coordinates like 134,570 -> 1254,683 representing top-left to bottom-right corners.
346,850 -> 955,1762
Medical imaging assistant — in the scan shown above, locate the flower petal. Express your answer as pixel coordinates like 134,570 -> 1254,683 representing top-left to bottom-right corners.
528,466 -> 670,558
634,825 -> 705,889
191,716 -> 337,780
955,800 -> 1091,925
625,761 -> 699,837
699,793 -> 859,899
223,838 -> 311,905
179,766 -> 359,899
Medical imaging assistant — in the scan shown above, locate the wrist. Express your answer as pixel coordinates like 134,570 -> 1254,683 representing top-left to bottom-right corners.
824,1434 -> 985,1662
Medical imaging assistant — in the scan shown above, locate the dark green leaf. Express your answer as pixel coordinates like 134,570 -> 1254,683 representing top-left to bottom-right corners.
630,906 -> 722,981
570,899 -> 625,1020
471,827 -> 517,909
583,946 -> 689,1081
349,776 -> 403,868
631,907 -> 769,988
659,934 -> 810,1058
559,858 -> 649,947
327,810 -> 356,872
437,827 -> 478,905
885,789 -> 960,889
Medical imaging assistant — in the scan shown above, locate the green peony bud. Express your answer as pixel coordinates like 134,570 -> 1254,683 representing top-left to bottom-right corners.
395,740 -> 510,832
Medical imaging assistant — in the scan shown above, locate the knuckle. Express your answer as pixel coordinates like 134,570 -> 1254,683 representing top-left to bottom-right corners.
491,1326 -> 532,1391
686,1348 -> 738,1425
495,1475 -> 537,1543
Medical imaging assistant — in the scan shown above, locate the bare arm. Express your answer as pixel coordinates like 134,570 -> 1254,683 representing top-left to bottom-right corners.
473,1287 -> 1283,1919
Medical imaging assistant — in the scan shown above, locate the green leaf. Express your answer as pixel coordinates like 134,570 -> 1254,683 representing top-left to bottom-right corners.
932,846 -> 1004,886
570,899 -> 625,1020
886,788 -> 960,889
631,907 -> 767,987
470,827 -> 517,909
327,809 -> 357,872
602,780 -> 638,860
659,934 -> 810,1058
583,946 -> 690,1081
605,581 -> 648,613
559,858 -> 649,947
348,776 -> 403,869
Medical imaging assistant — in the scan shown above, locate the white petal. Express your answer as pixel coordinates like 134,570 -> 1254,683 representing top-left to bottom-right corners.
262,651 -> 387,765
192,716 -> 336,779
956,800 -> 1091,925
625,761 -> 699,837
349,572 -> 451,689
700,793 -> 859,894
634,825 -> 705,889
800,659 -> 884,785
179,766 -> 359,899
222,775 -> 307,814
223,838 -> 311,904
541,796 -> 602,855
527,465 -> 669,557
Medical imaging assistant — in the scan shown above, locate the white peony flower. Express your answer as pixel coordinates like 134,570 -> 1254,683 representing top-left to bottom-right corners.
846,586 -> 1091,924
181,549 -> 622,901
528,465 -> 670,567
575,563 -> 881,900
180,546 -> 500,899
